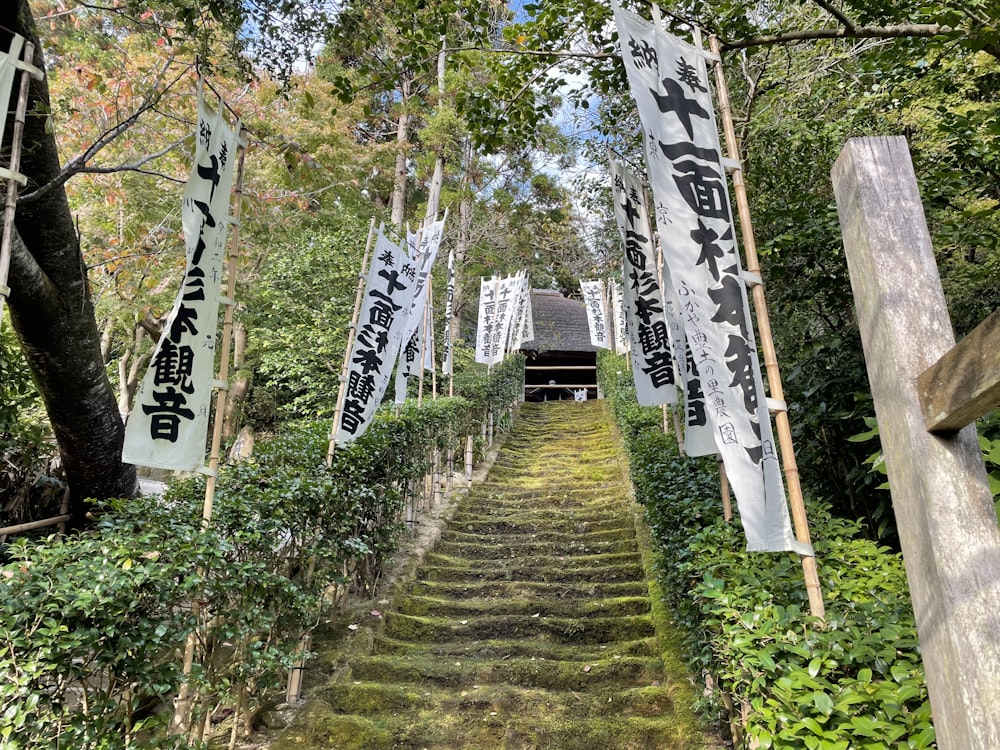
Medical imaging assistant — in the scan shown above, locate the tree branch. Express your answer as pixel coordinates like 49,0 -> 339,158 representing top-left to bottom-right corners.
721,23 -> 956,52
18,58 -> 190,206
444,44 -> 615,61
810,0 -> 856,31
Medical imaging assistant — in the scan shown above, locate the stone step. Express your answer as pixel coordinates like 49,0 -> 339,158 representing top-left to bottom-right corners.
406,578 -> 649,602
284,710 -> 696,750
371,633 -> 660,662
441,526 -> 637,547
446,515 -> 633,536
434,536 -> 634,559
349,652 -> 663,691
396,593 -> 650,620
318,680 -> 679,721
418,558 -> 644,584
381,611 -> 655,645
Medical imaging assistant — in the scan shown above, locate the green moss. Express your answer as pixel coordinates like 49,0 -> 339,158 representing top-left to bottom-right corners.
272,401 -> 709,750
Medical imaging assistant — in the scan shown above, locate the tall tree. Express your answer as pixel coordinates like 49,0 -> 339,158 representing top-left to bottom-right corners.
1,0 -> 332,523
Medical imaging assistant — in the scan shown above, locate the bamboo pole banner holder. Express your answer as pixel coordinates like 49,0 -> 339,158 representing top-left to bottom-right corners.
327,218 -> 377,465
833,136 -> 1000,750
709,35 -> 824,618
0,41 -> 39,328
173,121 -> 248,737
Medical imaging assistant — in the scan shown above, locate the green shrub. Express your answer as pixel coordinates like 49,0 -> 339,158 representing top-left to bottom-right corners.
0,359 -> 523,748
597,350 -> 936,749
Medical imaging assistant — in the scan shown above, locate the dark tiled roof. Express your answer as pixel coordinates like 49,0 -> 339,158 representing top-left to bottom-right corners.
519,289 -> 597,354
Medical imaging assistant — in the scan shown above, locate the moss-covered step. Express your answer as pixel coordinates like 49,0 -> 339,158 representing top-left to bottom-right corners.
273,400 -> 706,750
395,592 -> 651,619
371,633 -> 661,662
380,611 -> 655,644
406,577 -> 648,601
348,652 -> 664,690
417,558 -> 645,584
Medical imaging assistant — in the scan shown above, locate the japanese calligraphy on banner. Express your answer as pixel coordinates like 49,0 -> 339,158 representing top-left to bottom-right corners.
475,274 -> 521,364
0,34 -> 25,148
442,247 -> 456,376
475,276 -> 499,365
493,274 -> 521,358
336,226 -> 418,442
510,272 -> 534,350
123,93 -> 238,471
610,281 -> 628,355
608,159 -> 676,406
580,280 -> 611,350
613,2 -> 798,553
394,217 -> 445,403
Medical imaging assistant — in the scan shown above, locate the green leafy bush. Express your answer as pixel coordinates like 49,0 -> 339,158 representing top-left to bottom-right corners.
597,351 -> 936,749
0,361 -> 523,748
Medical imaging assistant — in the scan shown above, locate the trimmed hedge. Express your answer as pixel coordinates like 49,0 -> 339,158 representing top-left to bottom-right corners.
597,353 -> 936,750
0,357 -> 523,749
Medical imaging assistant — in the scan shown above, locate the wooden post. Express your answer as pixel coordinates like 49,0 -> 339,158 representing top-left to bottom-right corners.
918,308 -> 1000,433
0,41 -> 41,328
833,135 -> 1000,750
465,434 -> 474,486
173,126 -> 248,736
202,126 -> 248,526
719,460 -> 732,522
327,219 -> 377,465
710,36 -> 824,618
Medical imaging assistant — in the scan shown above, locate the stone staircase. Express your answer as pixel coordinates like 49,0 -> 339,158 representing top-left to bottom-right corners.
273,400 -> 704,750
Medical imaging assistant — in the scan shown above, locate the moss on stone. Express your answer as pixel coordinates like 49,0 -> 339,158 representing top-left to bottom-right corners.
271,400 -> 708,750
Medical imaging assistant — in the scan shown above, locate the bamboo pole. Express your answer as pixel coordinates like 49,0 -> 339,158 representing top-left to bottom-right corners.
327,218 -> 377,466
465,434 -> 474,486
203,125 -> 247,526
719,459 -> 733,521
417,272 -> 430,407
0,41 -> 40,328
173,126 -> 249,735
709,35 -> 824,618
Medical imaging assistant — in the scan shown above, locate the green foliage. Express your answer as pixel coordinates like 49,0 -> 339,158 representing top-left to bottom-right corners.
597,352 -> 935,749
0,519 -> 207,750
243,225 -> 366,427
0,359 -> 522,747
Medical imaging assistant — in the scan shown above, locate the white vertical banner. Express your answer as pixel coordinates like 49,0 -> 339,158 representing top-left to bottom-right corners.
393,217 -> 445,402
0,35 -> 25,148
442,246 -> 456,376
493,274 -> 520,361
610,279 -> 628,355
511,272 -> 534,349
580,280 -> 611,350
124,92 -> 239,470
608,160 -> 676,405
613,2 -> 798,553
475,276 -> 500,365
337,226 -> 419,442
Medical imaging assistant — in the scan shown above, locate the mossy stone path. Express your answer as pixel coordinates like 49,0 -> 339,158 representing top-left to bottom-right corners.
273,400 -> 705,749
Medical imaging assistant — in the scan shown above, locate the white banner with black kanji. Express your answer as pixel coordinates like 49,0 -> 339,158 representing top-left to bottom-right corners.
580,280 -> 611,350
614,2 -> 798,553
609,158 -> 677,406
394,217 -> 445,403
0,34 -> 25,149
475,276 -> 500,365
336,226 -> 419,443
123,92 -> 238,471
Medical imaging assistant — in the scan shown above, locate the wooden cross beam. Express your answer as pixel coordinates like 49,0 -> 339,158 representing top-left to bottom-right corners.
919,308 -> 1000,433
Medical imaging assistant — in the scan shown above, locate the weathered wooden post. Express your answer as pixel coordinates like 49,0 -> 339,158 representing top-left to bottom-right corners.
832,135 -> 1000,750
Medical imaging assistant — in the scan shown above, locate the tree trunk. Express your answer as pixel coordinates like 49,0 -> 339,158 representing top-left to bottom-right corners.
2,3 -> 138,524
452,139 -> 474,339
222,320 -> 249,441
390,77 -> 412,230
